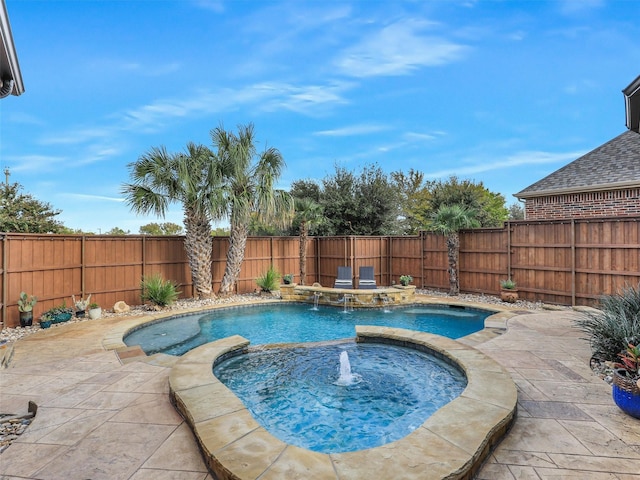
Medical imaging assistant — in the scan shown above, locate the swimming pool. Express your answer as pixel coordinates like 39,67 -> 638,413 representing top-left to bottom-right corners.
124,303 -> 491,356
214,342 -> 467,453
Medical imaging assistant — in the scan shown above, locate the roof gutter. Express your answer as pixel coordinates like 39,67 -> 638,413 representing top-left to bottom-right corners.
623,75 -> 640,133
0,0 -> 24,98
515,179 -> 640,200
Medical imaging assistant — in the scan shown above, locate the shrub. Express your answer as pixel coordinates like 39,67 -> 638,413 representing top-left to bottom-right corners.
575,283 -> 640,362
141,274 -> 180,307
283,273 -> 294,285
256,266 -> 280,293
399,275 -> 413,286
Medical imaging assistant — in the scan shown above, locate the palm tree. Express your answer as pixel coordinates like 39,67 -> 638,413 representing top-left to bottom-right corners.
294,197 -> 324,285
429,204 -> 479,295
211,123 -> 294,295
121,143 -> 221,298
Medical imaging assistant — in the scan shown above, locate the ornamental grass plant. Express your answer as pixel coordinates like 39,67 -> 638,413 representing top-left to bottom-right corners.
575,283 -> 640,362
141,273 -> 181,307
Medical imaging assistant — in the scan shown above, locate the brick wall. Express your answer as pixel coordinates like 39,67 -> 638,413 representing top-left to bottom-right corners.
525,188 -> 640,220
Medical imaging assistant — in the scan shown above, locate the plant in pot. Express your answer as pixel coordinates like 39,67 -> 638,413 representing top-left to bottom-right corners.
47,303 -> 73,324
87,302 -> 102,320
282,274 -> 294,285
39,302 -> 73,329
17,292 -> 37,327
72,294 -> 91,318
399,275 -> 413,287
612,343 -> 640,419
499,278 -> 518,303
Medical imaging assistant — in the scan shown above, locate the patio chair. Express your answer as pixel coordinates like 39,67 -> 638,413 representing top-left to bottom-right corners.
358,266 -> 377,289
333,266 -> 353,289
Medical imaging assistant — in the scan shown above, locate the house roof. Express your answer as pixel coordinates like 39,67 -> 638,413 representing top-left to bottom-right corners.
515,130 -> 640,199
0,0 -> 24,98
623,74 -> 640,133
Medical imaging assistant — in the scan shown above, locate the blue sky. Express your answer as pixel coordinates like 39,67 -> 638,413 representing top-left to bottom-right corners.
1,0 -> 639,233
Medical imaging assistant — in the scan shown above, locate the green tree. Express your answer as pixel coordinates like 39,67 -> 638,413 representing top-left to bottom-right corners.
122,142 -> 220,298
508,203 -> 525,220
105,227 -> 130,235
428,176 -> 508,228
320,164 -> 399,235
290,179 -> 322,203
211,226 -> 230,236
294,197 -> 324,285
211,123 -> 294,295
0,182 -> 65,233
139,222 -> 184,235
391,169 -> 431,235
429,204 -> 480,295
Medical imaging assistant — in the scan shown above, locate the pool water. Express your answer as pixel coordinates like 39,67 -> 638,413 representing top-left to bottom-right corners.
213,342 -> 467,453
124,303 -> 490,356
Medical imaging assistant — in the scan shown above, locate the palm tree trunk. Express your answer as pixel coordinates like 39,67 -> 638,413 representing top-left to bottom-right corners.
299,222 -> 308,285
219,222 -> 248,295
184,212 -> 213,299
446,232 -> 460,296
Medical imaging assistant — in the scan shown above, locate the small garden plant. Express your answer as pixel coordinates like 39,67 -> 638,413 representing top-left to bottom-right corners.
615,343 -> 640,380
399,275 -> 413,286
500,279 -> 517,290
282,273 -> 294,285
17,292 -> 37,312
141,274 -> 180,307
256,266 -> 280,293
575,283 -> 640,363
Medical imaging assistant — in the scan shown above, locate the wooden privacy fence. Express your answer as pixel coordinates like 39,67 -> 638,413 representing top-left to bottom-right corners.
1,216 -> 639,327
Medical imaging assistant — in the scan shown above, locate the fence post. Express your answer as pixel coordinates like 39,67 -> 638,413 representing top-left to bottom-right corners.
81,235 -> 86,297
571,219 -> 576,306
1,234 -> 5,326
506,221 -> 512,280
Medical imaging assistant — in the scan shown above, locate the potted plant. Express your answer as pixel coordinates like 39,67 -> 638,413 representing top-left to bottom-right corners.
17,292 -> 37,327
72,294 -> 91,318
88,302 -> 102,320
612,343 -> 640,419
499,279 -> 518,303
40,301 -> 73,323
283,274 -> 294,285
399,275 -> 413,287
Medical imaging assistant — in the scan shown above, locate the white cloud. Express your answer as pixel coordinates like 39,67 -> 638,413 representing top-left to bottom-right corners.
9,154 -> 68,172
424,150 -> 585,178
335,19 -> 468,77
314,124 -> 389,137
403,131 -> 445,142
62,193 -> 125,203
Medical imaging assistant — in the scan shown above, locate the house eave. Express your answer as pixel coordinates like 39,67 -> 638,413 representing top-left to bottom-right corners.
0,0 -> 24,98
515,180 -> 640,200
623,74 -> 640,133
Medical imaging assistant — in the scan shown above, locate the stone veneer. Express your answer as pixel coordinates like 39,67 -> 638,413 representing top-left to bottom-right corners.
168,327 -> 518,480
280,283 -> 416,307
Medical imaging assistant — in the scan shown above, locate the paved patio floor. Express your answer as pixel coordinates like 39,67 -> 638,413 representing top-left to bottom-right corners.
1,304 -> 639,479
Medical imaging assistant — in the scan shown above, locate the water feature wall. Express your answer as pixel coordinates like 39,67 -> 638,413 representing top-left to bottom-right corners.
280,284 -> 416,308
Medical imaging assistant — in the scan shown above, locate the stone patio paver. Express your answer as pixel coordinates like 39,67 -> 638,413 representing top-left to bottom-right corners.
0,300 -> 638,479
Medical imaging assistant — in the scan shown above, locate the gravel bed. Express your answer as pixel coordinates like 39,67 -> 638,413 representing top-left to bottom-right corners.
0,294 -> 260,346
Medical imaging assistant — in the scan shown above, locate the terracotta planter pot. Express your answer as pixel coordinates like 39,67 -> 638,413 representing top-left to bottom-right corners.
500,289 -> 519,303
